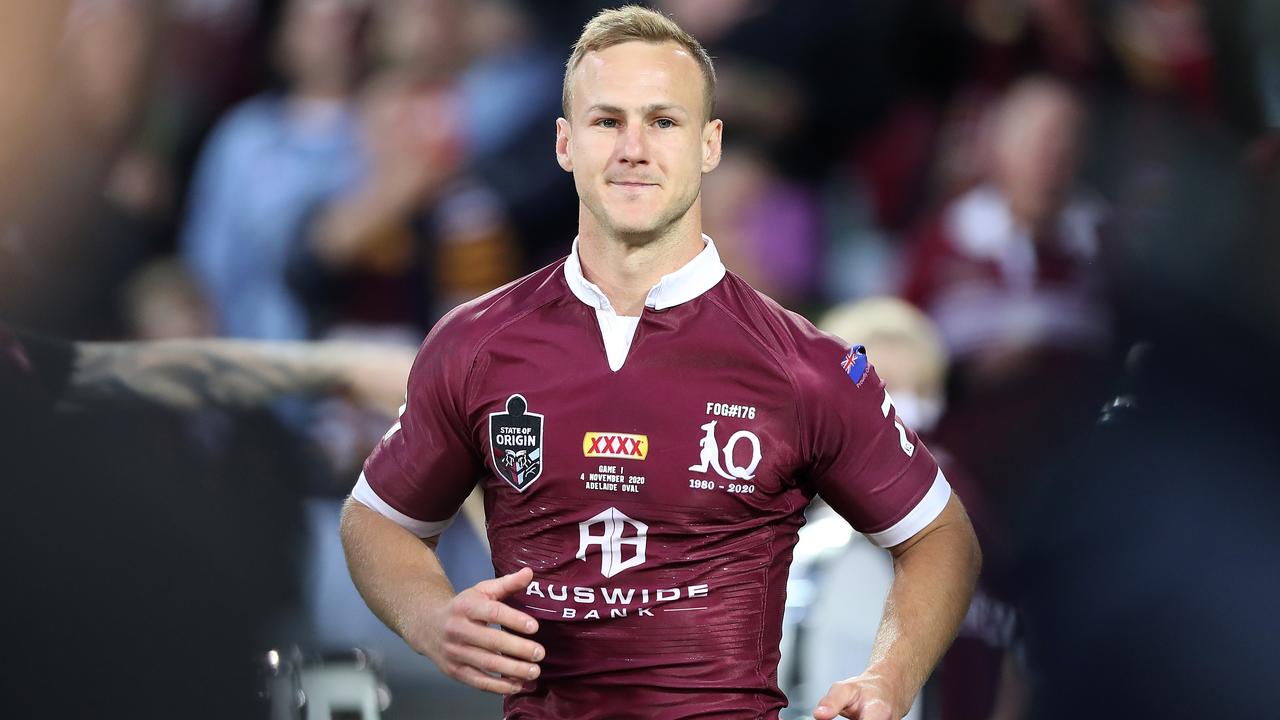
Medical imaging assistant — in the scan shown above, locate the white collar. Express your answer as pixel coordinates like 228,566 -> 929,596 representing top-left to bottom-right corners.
563,234 -> 727,314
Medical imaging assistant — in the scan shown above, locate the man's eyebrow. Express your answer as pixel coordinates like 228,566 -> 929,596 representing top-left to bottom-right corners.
585,104 -> 625,116
642,103 -> 688,116
585,103 -> 689,116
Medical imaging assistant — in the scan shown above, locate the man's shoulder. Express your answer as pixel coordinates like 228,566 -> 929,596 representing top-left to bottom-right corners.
428,258 -> 570,347
707,273 -> 846,369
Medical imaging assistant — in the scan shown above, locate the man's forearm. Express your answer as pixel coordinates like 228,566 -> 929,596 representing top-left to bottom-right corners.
868,495 -> 982,710
339,499 -> 455,645
341,498 -> 544,695
64,339 -> 415,414
66,340 -> 346,412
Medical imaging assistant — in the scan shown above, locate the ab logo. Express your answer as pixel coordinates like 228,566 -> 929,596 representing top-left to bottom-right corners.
576,507 -> 648,578
689,420 -> 762,481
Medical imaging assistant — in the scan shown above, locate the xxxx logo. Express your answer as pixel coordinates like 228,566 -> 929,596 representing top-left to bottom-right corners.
583,432 -> 649,460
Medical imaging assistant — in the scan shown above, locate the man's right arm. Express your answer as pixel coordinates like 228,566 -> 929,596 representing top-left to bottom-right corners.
340,309 -> 539,694
63,339 -> 416,414
338,498 -> 544,694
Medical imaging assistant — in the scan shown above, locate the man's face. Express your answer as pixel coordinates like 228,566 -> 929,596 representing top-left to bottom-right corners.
556,41 -> 722,243
993,86 -> 1082,229
279,0 -> 363,89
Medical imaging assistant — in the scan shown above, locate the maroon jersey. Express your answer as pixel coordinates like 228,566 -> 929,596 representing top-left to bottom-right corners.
354,239 -> 950,719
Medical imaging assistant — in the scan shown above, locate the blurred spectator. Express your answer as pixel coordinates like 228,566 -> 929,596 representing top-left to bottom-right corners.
299,0 -> 521,327
902,76 -> 1114,506
820,299 -> 950,436
461,0 -> 574,269
823,0 -> 1112,305
181,0 -> 367,340
1108,0 -> 1218,115
659,0 -> 965,310
962,0 -> 1105,86
459,0 -> 562,161
161,0 -> 265,163
905,77 -> 1109,358
659,0 -> 899,180
701,148 -> 823,310
120,257 -> 219,340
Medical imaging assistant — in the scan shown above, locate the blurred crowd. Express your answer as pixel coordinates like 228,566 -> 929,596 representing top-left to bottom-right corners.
2,0 -> 1279,719
5,0 -> 1274,340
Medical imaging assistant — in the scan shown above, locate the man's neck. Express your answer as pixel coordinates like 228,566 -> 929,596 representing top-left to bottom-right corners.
577,206 -> 705,316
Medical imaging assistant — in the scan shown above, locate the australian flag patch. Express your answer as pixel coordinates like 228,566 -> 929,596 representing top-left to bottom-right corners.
840,344 -> 869,387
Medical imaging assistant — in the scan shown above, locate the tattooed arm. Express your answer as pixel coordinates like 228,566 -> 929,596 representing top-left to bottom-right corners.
46,333 -> 494,546
63,339 -> 415,414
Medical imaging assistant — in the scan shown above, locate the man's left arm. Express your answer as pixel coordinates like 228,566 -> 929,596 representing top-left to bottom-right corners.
814,493 -> 982,720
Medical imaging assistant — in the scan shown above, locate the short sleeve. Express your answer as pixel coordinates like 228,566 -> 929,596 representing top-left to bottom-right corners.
799,340 -> 951,548
352,316 -> 483,538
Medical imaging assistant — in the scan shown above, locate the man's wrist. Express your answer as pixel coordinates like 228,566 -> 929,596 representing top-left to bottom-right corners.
859,660 -> 912,714
399,588 -> 451,657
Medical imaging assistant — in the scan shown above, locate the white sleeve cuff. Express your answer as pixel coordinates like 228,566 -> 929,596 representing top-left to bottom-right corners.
865,469 -> 952,548
351,472 -> 456,539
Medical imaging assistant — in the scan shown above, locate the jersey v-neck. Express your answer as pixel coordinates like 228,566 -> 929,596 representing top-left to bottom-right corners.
563,235 -> 727,371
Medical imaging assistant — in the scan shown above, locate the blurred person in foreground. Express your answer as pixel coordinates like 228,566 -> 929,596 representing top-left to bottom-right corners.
902,76 -> 1114,508
181,0 -> 368,341
1014,1 -> 1280,716
0,0 -> 163,338
799,298 -> 1026,720
0,320 -> 416,718
340,6 -> 980,719
0,4 -> 417,714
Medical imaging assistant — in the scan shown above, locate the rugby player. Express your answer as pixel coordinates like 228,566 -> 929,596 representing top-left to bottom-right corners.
341,6 -> 981,719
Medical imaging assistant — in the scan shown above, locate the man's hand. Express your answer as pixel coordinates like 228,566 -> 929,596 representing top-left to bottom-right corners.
320,341 -> 416,414
813,671 -> 905,720
411,566 -> 545,695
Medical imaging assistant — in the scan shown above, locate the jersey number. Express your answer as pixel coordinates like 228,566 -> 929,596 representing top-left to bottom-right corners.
880,391 -> 916,458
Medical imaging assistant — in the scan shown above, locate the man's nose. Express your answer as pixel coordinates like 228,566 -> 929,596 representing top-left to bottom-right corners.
616,123 -> 649,165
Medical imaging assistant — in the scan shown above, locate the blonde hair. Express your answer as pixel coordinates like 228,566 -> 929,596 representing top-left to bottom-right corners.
818,297 -> 949,390
562,5 -> 716,120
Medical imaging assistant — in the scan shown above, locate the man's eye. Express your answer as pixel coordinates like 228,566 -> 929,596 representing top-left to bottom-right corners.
655,118 -> 675,129
596,118 -> 619,128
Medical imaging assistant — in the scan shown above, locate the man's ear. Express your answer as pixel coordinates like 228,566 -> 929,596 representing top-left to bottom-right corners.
701,118 -> 723,173
555,117 -> 573,172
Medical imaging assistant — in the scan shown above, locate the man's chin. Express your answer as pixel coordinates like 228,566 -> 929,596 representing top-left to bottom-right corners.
596,231 -> 651,249
587,199 -> 690,244
600,214 -> 666,242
